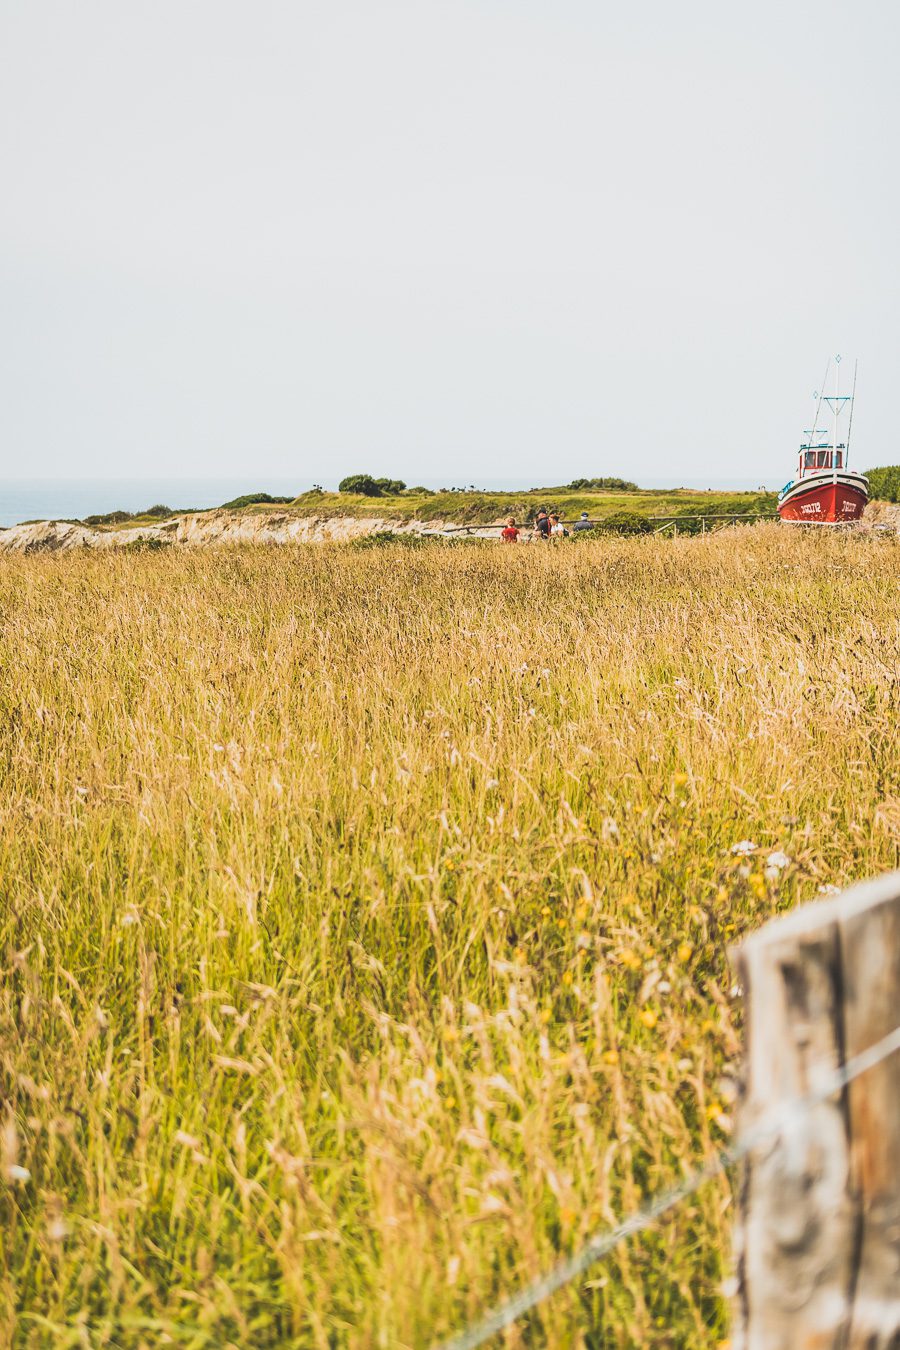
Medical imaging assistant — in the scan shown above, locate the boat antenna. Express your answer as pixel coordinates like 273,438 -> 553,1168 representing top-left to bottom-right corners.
845,359 -> 858,466
809,357 -> 830,447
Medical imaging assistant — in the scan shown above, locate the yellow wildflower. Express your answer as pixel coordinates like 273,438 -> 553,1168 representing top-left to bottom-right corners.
617,947 -> 642,971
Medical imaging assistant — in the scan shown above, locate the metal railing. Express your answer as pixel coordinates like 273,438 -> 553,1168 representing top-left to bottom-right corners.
438,513 -> 775,537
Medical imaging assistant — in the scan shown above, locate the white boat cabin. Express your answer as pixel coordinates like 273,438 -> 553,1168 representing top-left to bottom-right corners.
799,444 -> 846,475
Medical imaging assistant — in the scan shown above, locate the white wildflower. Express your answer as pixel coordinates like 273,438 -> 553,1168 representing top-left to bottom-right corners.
731,840 -> 757,856
766,850 -> 790,870
7,1165 -> 30,1183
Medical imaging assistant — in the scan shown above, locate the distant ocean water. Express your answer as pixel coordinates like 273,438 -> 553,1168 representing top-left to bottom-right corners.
0,477 -> 776,530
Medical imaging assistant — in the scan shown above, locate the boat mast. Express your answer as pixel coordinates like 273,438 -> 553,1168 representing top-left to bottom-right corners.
833,355 -> 840,485
845,359 -> 858,468
807,358 -> 830,475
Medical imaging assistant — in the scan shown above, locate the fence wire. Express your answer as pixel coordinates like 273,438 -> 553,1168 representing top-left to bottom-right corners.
435,1022 -> 900,1350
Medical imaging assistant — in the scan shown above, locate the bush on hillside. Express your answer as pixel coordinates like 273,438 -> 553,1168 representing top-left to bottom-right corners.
866,466 -> 900,502
337,475 -> 407,497
83,504 -> 175,525
338,475 -> 383,496
597,510 -> 653,536
84,510 -> 134,525
218,492 -> 294,510
122,536 -> 173,552
565,477 -> 639,492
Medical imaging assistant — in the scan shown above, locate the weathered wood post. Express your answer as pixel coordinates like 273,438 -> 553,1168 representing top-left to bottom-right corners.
731,871 -> 900,1349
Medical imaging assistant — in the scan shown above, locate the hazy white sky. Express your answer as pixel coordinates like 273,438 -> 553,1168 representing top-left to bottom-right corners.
1,0 -> 898,485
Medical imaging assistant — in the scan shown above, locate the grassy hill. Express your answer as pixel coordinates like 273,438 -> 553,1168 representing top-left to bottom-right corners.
69,485 -> 778,531
287,485 -> 777,524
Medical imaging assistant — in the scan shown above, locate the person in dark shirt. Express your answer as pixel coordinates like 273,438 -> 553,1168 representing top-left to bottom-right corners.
573,511 -> 593,532
534,508 -> 551,539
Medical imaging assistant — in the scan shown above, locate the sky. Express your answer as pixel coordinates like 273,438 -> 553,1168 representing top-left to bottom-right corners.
1,0 -> 898,487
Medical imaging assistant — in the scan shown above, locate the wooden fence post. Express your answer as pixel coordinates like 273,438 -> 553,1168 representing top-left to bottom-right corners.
731,871 -> 900,1350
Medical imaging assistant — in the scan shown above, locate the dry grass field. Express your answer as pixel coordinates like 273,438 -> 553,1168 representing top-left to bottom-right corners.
1,527 -> 899,1349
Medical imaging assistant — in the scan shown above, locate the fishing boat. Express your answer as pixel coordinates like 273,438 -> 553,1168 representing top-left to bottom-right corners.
778,356 -> 868,523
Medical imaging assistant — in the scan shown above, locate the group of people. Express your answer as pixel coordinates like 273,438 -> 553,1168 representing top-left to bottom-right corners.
500,508 -> 593,543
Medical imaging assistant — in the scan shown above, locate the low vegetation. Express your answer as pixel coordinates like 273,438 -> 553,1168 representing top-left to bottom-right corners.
2,527 -> 898,1347
83,504 -> 176,526
337,475 -> 408,497
217,492 -> 295,511
865,465 -> 900,502
562,477 -> 639,492
287,485 -> 776,526
66,484 -> 777,531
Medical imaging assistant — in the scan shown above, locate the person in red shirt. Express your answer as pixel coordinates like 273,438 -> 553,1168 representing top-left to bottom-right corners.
501,516 -> 520,543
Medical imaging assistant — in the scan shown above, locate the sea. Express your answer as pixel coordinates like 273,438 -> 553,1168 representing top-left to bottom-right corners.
0,476 -> 776,530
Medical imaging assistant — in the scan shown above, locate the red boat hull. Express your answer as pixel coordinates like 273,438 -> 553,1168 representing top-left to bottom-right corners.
778,473 -> 868,524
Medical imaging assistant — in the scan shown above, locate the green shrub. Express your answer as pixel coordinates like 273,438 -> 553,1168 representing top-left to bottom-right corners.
218,492 -> 294,510
122,536 -> 173,552
338,476 -> 407,497
84,510 -> 133,526
564,477 -> 639,491
338,474 -> 382,496
865,466 -> 900,502
598,510 -> 653,535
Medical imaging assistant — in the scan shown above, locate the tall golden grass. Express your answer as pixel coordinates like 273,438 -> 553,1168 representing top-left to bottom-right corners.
1,527 -> 898,1348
